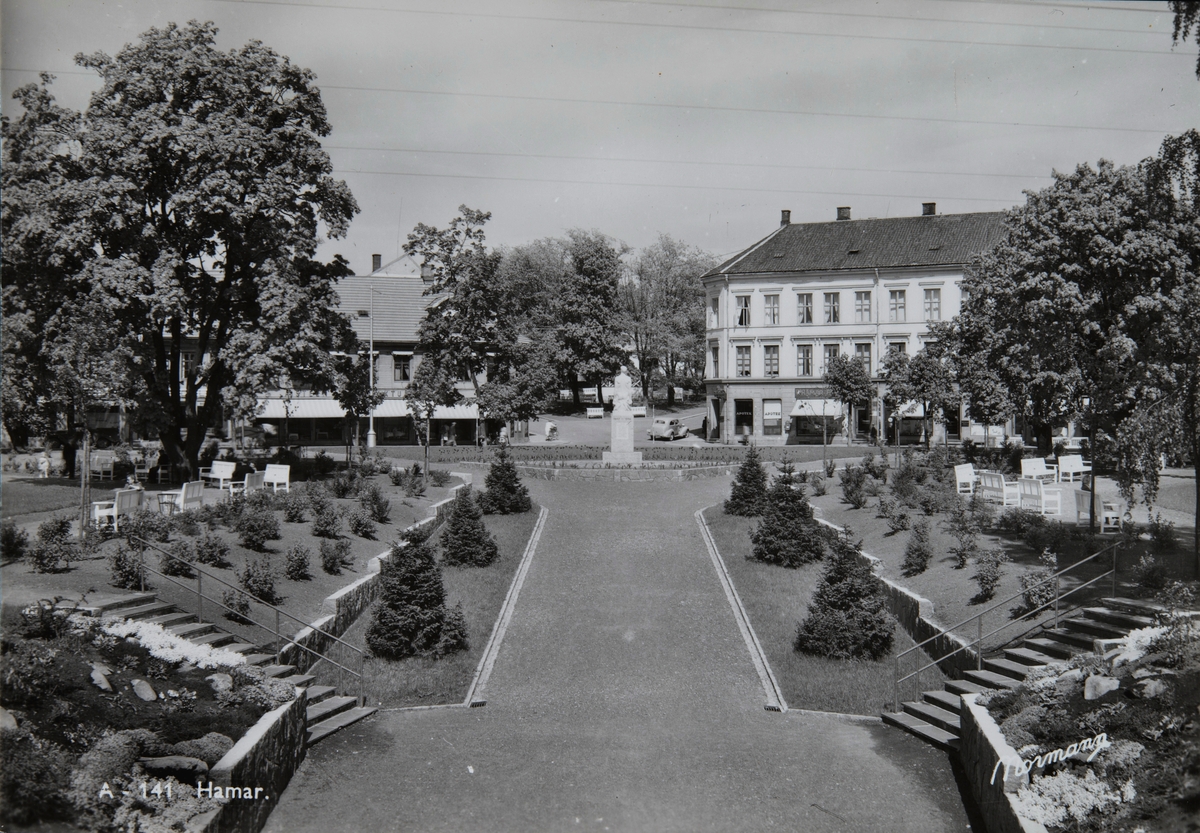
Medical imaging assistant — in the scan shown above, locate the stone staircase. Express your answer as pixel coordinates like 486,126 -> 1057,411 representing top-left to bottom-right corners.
77,592 -> 376,746
881,597 -> 1164,751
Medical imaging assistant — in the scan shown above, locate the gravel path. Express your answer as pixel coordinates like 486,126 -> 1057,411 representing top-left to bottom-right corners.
265,477 -> 972,833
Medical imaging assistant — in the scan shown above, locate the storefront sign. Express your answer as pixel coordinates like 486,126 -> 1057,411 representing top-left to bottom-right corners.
795,385 -> 830,400
763,401 -> 782,420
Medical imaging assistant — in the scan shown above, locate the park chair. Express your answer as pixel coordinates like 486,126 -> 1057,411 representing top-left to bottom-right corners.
92,488 -> 144,531
229,470 -> 265,498
159,480 -> 204,514
1057,455 -> 1092,483
954,463 -> 976,495
978,471 -> 1019,506
1020,457 -> 1059,483
90,454 -> 115,481
133,451 -> 160,483
1072,489 -> 1121,533
263,464 -> 291,494
199,460 -> 236,490
1019,477 -> 1062,516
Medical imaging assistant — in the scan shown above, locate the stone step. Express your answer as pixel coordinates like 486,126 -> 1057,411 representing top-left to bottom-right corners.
190,631 -> 237,648
880,711 -> 960,752
983,657 -> 1034,681
223,643 -> 261,655
943,679 -> 992,697
143,610 -> 197,628
168,621 -> 217,639
1004,647 -> 1059,667
261,664 -> 297,679
113,601 -> 180,621
279,674 -> 316,687
1062,617 -> 1126,639
964,669 -> 1022,690
305,686 -> 336,705
902,701 -> 961,733
1023,637 -> 1077,660
1081,607 -> 1155,631
923,690 -> 962,713
1039,628 -> 1096,650
306,707 -> 378,746
1101,596 -> 1168,617
306,695 -> 357,724
241,654 -> 275,666
76,592 -> 159,616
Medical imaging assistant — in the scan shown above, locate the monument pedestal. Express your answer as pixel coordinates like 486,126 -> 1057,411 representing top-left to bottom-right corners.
603,409 -> 642,465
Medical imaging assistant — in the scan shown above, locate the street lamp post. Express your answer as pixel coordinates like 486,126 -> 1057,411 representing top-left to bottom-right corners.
366,285 -> 379,449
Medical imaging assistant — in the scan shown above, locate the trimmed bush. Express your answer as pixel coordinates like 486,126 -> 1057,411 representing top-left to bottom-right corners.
2,520 -> 31,563
347,508 -> 377,539
108,545 -> 147,590
328,471 -> 359,499
279,490 -> 308,523
159,539 -> 196,578
28,519 -> 79,574
794,528 -> 895,661
971,549 -> 1009,602
366,528 -> 469,660
1132,553 -> 1169,595
235,508 -> 280,551
441,488 -> 499,567
0,727 -> 73,826
405,476 -> 427,498
479,446 -> 532,514
428,469 -> 452,487
312,449 -> 336,475
861,450 -> 889,481
359,481 -> 392,523
838,465 -> 870,509
222,588 -> 252,624
750,460 -> 825,567
810,475 -> 827,497
724,446 -> 769,516
1019,549 -> 1058,614
194,534 -> 232,568
285,544 -> 312,580
122,509 -> 172,549
388,466 -> 409,488
901,520 -> 934,576
944,502 -> 981,569
311,506 -> 343,539
239,555 -> 279,604
320,538 -> 353,574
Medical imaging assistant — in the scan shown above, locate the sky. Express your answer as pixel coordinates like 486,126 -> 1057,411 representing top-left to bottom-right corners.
3,0 -> 1198,274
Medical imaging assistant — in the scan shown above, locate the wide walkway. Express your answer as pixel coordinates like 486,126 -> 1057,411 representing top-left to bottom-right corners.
265,477 -> 971,833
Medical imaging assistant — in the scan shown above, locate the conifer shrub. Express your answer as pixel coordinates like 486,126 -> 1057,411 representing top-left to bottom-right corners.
406,476 -> 427,498
388,466 -> 409,488
750,460 -> 825,567
366,528 -> 469,660
359,481 -> 391,523
328,471 -> 359,499
428,469 -> 452,487
824,459 -> 837,479
810,475 -> 827,496
478,446 -> 532,514
838,465 -> 870,509
725,446 -> 769,516
285,544 -> 312,580
794,527 -> 895,661
945,501 -> 982,569
901,520 -> 934,576
29,516 -> 79,573
442,488 -> 500,567
1,520 -> 30,564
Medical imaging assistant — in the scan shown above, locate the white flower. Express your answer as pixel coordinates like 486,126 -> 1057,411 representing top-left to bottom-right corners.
100,618 -> 246,669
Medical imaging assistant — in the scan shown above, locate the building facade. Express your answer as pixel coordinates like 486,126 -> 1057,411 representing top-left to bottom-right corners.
701,204 -> 1007,446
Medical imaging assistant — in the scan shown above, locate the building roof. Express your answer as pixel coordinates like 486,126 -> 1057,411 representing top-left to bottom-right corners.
336,257 -> 434,343
704,211 -> 1007,278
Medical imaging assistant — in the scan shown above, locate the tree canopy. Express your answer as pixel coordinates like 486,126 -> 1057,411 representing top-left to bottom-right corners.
881,346 -> 958,449
824,354 -> 873,445
1,22 -> 359,472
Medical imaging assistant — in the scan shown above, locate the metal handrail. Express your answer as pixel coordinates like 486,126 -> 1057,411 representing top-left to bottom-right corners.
129,536 -> 365,703
891,540 -> 1121,711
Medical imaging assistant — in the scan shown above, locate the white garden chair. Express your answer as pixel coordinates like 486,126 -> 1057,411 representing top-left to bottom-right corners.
263,464 -> 291,494
979,471 -> 1019,506
1020,457 -> 1059,483
92,488 -> 145,531
954,463 -> 976,495
1019,477 -> 1061,516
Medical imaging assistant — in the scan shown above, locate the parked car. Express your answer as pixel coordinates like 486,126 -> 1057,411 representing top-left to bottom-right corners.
648,417 -> 689,441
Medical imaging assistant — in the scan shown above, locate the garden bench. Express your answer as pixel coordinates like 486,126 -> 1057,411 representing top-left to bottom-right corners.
158,480 -> 204,514
134,451 -> 161,483
631,406 -> 647,417
90,454 -> 115,481
263,464 -> 290,493
92,488 -> 144,531
586,407 -> 604,419
954,463 -> 976,495
1072,489 -> 1121,533
1057,455 -> 1092,483
1019,477 -> 1061,516
1020,457 -> 1058,483
199,460 -> 236,490
229,470 -> 265,498
978,471 -> 1019,506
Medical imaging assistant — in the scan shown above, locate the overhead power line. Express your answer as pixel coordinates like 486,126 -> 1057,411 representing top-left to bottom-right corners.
325,144 -> 1056,181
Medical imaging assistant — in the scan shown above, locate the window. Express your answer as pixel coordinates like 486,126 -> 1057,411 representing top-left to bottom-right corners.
888,341 -> 907,355
711,346 -> 719,378
796,344 -> 813,377
823,343 -> 840,374
179,351 -> 196,384
924,288 -> 942,321
824,293 -> 840,324
797,293 -> 813,324
709,296 -> 719,328
889,290 -> 906,322
736,345 -> 751,377
763,344 -> 779,377
393,354 -> 411,382
855,342 -> 872,372
763,399 -> 783,436
764,294 -> 780,325
736,295 -> 750,326
855,291 -> 871,323
734,399 -> 754,436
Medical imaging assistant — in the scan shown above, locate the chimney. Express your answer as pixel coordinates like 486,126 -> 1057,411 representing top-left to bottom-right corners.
780,209 -> 791,227
836,206 -> 851,221
922,202 -> 936,216
371,253 -> 382,272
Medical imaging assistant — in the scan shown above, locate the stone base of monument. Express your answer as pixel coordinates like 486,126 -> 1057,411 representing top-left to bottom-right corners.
602,451 -> 644,465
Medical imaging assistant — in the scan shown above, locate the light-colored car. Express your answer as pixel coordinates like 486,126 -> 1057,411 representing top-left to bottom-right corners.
648,417 -> 689,441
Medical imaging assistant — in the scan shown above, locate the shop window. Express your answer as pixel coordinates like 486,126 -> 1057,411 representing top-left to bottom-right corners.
734,399 -> 754,436
763,399 -> 782,436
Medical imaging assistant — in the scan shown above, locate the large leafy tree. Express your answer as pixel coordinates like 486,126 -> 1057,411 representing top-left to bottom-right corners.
881,347 -> 958,450
1,22 -> 358,474
824,354 -> 873,446
1171,0 -> 1200,79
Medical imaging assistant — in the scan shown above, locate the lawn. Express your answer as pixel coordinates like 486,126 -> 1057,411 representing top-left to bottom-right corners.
702,507 -> 944,715
310,507 -> 541,708
2,476 -> 87,521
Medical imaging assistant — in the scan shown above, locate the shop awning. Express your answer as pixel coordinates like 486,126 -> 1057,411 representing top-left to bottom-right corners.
257,399 -> 346,419
791,400 -> 842,417
891,401 -> 925,418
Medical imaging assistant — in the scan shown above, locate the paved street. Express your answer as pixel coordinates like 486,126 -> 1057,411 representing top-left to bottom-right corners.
265,477 -> 972,833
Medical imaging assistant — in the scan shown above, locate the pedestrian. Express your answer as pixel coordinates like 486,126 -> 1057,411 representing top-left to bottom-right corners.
62,429 -> 79,479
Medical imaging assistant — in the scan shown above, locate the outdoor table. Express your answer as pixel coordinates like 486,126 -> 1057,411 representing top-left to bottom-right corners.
157,492 -> 179,515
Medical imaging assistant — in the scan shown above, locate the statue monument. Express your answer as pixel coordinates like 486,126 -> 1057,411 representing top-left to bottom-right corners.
603,366 -> 643,465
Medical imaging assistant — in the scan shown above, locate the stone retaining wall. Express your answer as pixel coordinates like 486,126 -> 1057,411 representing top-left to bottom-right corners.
515,464 -> 736,482
196,690 -> 309,833
960,694 -> 1047,833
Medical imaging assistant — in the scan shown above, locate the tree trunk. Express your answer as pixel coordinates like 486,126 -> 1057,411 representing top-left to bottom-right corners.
570,378 -> 581,407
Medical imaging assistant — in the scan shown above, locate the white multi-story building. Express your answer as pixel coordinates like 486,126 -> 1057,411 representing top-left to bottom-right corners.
701,204 -> 1007,446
